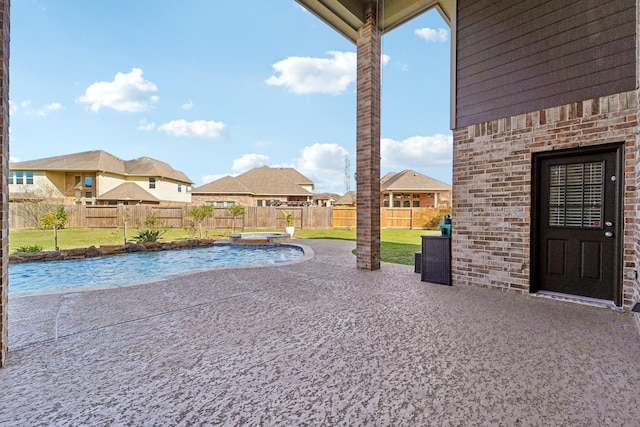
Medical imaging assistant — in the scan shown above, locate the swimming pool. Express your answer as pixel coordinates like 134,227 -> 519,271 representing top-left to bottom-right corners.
9,243 -> 305,295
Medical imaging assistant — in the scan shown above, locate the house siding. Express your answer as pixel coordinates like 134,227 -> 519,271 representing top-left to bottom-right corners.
456,0 -> 636,128
452,90 -> 638,309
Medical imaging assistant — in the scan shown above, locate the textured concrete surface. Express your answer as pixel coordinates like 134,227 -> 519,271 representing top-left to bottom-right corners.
1,239 -> 639,426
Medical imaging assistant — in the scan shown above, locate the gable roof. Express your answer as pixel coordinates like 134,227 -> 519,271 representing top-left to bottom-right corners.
96,182 -> 159,203
236,166 -> 313,196
380,170 -> 451,192
190,175 -> 252,194
313,192 -> 340,201
10,150 -> 193,184
192,166 -> 313,197
334,191 -> 357,205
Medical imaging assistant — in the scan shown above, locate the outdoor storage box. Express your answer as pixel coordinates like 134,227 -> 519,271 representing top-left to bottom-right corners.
421,235 -> 451,286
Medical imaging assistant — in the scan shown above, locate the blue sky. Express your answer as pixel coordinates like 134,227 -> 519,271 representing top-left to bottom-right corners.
10,0 -> 452,194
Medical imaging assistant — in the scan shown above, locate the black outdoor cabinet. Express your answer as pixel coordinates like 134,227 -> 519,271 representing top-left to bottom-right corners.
421,235 -> 451,286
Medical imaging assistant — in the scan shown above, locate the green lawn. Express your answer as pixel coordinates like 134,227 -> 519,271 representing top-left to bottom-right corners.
10,227 -> 439,266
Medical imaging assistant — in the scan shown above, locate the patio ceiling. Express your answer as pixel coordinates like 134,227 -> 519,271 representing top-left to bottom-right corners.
295,0 -> 453,43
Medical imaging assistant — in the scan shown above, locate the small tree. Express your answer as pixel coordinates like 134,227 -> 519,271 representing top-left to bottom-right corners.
39,206 -> 68,251
12,182 -> 63,229
226,204 -> 245,233
186,205 -> 214,238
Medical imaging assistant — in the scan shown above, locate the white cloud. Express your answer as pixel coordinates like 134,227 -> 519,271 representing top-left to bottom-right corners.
415,27 -> 448,43
266,51 -> 357,95
19,102 -> 63,117
381,134 -> 452,170
158,119 -> 226,138
232,153 -> 270,173
182,99 -> 194,110
77,68 -> 159,112
294,143 -> 349,192
137,119 -> 155,131
9,155 -> 20,163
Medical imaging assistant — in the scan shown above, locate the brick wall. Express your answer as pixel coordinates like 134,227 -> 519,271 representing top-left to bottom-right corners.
452,90 -> 639,309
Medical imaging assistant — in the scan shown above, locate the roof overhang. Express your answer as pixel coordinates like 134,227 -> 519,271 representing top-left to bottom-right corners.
296,0 -> 452,43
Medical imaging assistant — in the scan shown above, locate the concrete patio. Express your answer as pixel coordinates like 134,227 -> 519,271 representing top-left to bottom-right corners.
1,239 -> 639,426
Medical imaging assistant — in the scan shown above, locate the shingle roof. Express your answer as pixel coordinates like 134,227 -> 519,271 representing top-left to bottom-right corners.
10,150 -> 193,184
191,166 -> 313,196
334,191 -> 357,205
313,192 -> 340,201
96,182 -> 160,202
190,175 -> 253,194
380,170 -> 451,192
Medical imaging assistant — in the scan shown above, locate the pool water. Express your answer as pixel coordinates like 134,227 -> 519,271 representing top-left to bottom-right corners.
9,244 -> 304,295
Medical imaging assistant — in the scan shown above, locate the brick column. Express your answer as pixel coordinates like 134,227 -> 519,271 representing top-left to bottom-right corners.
356,5 -> 381,270
0,0 -> 8,367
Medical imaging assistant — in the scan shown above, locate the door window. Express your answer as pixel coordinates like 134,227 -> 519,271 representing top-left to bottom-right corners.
548,162 -> 603,229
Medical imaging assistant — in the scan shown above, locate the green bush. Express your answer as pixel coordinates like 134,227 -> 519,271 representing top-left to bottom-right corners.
134,229 -> 164,243
14,244 -> 43,253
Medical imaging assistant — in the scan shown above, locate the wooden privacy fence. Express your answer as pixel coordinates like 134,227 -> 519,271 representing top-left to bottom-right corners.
9,204 -> 451,230
8,204 -> 334,231
331,207 -> 453,229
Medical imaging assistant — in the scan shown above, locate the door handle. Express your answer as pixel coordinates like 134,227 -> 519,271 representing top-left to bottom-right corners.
604,231 -> 613,237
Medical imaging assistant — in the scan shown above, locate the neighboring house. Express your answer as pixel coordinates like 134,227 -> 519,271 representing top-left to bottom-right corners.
9,150 -> 193,205
191,166 -> 314,207
297,0 -> 640,313
334,191 -> 356,207
312,192 -> 340,207
380,170 -> 451,208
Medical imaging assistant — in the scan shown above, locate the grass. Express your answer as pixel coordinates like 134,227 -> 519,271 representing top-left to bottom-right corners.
9,227 -> 440,266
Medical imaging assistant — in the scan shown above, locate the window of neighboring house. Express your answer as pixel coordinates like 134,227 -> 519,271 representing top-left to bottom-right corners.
85,201 -> 92,206
84,176 -> 93,188
393,200 -> 401,207
149,177 -> 156,189
257,200 -> 263,207
75,201 -> 82,205
214,201 -> 234,207
74,190 -> 82,199
403,201 -> 411,207
7,171 -> 13,184
74,176 -> 82,188
26,171 -> 34,185
108,201 -> 117,206
85,191 -> 92,199
413,201 -> 420,207
15,171 -> 23,185
178,182 -> 182,192
204,201 -> 214,206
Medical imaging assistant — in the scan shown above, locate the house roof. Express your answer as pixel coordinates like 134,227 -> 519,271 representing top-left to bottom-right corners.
10,150 -> 193,184
95,182 -> 159,203
380,170 -> 451,192
191,166 -> 314,197
295,0 -> 452,43
190,175 -> 253,195
334,191 -> 357,205
313,192 -> 340,201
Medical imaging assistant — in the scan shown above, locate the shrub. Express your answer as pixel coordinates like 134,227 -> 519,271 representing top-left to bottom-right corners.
414,207 -> 453,229
134,229 -> 164,243
14,244 -> 43,253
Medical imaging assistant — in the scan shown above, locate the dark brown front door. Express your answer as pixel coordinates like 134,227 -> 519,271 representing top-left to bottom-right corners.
533,145 -> 622,303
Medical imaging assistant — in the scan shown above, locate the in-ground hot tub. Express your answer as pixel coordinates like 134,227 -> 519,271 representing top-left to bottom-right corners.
228,232 -> 292,245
